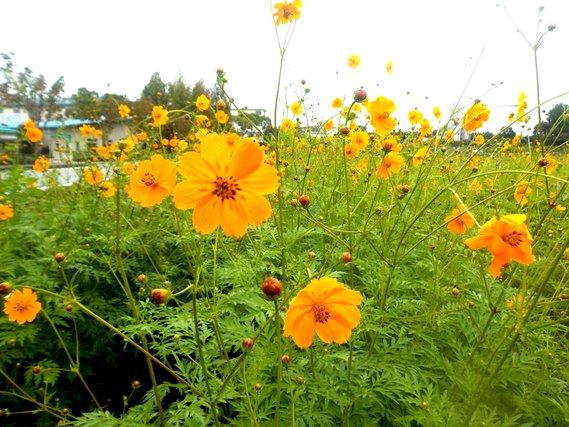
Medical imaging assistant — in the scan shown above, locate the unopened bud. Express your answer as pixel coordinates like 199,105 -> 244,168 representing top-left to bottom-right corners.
150,288 -> 169,305
261,277 -> 282,299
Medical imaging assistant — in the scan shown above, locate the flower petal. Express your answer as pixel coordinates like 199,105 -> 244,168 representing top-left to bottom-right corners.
228,140 -> 264,180
239,164 -> 279,195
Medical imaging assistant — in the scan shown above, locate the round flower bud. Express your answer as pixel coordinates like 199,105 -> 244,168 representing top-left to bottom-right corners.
132,380 -> 141,389
32,366 -> 41,375
353,87 -> 367,102
261,277 -> 282,299
216,99 -> 226,110
281,354 -> 291,364
340,126 -> 350,135
65,304 -> 73,312
299,194 -> 310,207
54,252 -> 65,263
150,288 -> 169,305
342,251 -> 353,264
451,287 -> 461,297
254,383 -> 262,391
0,282 -> 11,295
137,274 -> 147,283
242,338 -> 254,349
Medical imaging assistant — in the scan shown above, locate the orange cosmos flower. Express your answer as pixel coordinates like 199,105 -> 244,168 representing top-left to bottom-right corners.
0,203 -> 14,221
445,206 -> 475,234
273,0 -> 302,25
376,151 -> 404,179
151,106 -> 169,127
84,166 -> 104,185
347,54 -> 361,69
32,156 -> 50,173
173,138 -> 279,238
125,154 -> 176,207
463,102 -> 490,132
350,130 -> 369,150
465,214 -> 535,278
514,181 -> 532,207
3,287 -> 42,325
118,104 -> 131,118
283,277 -> 363,349
25,125 -> 43,143
366,96 -> 397,137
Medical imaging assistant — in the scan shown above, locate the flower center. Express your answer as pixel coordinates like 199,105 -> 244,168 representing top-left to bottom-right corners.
376,112 -> 390,120
213,176 -> 239,201
14,302 -> 28,312
312,304 -> 331,324
503,231 -> 523,247
141,173 -> 157,187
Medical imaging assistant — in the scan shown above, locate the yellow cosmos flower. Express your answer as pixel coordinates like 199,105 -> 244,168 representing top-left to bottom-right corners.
79,124 -> 96,138
517,91 -> 527,121
324,119 -> 334,132
386,60 -> 393,74
539,154 -> 558,175
3,287 -> 42,325
366,96 -> 397,137
280,118 -> 297,134
290,101 -> 303,116
151,106 -> 169,127
0,203 -> 14,221
125,154 -> 176,207
465,214 -> 535,278
273,0 -> 302,25
173,138 -> 279,238
195,94 -> 211,112
283,277 -> 363,349
376,152 -> 404,179
349,130 -> 369,150
331,97 -> 343,109
474,134 -> 485,146
470,178 -> 482,195
433,106 -> 442,121
118,104 -> 131,118
99,181 -> 116,198
408,109 -> 423,127
463,102 -> 490,132
412,147 -> 429,167
347,54 -> 361,69
215,110 -> 229,124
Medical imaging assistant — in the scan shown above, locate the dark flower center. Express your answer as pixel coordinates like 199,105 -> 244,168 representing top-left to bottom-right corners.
213,176 -> 239,201
312,304 -> 331,324
141,173 -> 157,187
503,231 -> 523,247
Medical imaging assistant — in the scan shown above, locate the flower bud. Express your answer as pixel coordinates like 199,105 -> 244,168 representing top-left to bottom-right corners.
150,288 -> 169,305
216,99 -> 226,110
342,252 -> 352,264
299,194 -> 310,207
65,304 -> 73,312
32,366 -> 41,375
0,282 -> 11,295
242,338 -> 254,349
353,87 -> 367,102
137,274 -> 147,283
254,383 -> 262,391
54,252 -> 65,263
261,277 -> 282,299
281,354 -> 291,364
451,287 -> 461,297
340,126 -> 350,135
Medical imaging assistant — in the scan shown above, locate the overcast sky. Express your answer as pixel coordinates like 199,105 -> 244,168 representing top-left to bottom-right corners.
1,0 -> 568,132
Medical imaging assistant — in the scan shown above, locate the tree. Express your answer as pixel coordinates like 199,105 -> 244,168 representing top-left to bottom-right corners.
233,110 -> 272,135
67,87 -> 100,120
141,72 -> 168,106
0,52 -> 65,122
534,103 -> 569,145
167,76 -> 193,110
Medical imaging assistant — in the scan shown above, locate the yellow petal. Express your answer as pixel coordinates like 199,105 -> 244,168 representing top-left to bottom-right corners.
192,195 -> 222,235
228,140 -> 263,180
239,164 -> 279,195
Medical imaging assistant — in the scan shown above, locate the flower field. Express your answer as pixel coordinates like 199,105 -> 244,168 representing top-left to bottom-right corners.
1,2 -> 568,426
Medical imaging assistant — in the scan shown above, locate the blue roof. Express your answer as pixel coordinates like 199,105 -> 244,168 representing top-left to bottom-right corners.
37,119 -> 94,129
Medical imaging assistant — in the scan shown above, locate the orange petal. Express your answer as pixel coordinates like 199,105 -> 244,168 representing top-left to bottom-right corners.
173,181 -> 212,210
200,135 -> 230,176
284,307 -> 315,349
219,199 -> 249,237
227,140 -> 263,180
178,152 -> 216,181
192,196 -> 222,235
238,192 -> 273,226
315,317 -> 352,344
239,164 -> 279,195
